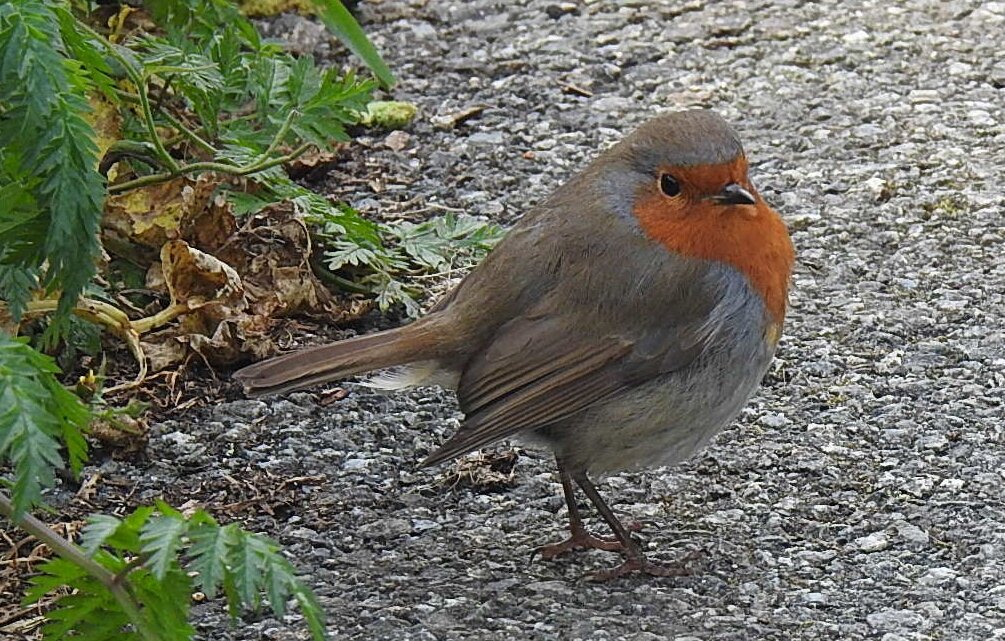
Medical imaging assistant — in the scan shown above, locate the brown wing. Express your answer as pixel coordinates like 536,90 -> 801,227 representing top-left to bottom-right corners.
421,310 -> 711,466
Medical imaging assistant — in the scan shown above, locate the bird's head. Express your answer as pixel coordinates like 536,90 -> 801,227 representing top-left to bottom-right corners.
600,110 -> 795,324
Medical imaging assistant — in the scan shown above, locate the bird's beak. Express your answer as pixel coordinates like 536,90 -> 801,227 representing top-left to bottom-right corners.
713,183 -> 757,206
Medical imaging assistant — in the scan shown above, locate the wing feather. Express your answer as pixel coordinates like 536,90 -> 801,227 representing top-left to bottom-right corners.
423,339 -> 633,466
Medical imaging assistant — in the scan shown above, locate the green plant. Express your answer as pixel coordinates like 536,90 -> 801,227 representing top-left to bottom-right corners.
313,0 -> 395,88
0,331 -> 328,640
0,335 -> 89,517
316,209 -> 504,315
0,0 -> 396,337
0,0 -> 106,344
2,498 -> 325,641
0,2 -> 500,632
0,1 -> 402,638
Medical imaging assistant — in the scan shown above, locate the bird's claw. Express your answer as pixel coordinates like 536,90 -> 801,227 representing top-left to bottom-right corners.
536,532 -> 625,560
587,548 -> 704,582
533,521 -> 643,561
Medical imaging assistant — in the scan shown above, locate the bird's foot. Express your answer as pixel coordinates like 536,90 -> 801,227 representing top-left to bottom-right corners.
536,532 -> 623,560
534,521 -> 642,561
587,548 -> 704,582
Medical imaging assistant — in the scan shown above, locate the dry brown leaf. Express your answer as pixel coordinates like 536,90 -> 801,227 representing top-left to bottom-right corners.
214,202 -> 337,320
87,95 -> 123,166
103,174 -> 224,255
287,147 -> 344,180
141,334 -> 188,372
88,415 -> 148,452
185,318 -> 244,365
161,240 -> 245,311
104,185 -> 372,377
179,192 -> 238,252
145,260 -> 166,295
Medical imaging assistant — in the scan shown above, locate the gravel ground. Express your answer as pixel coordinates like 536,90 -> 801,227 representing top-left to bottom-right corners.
53,1 -> 1005,639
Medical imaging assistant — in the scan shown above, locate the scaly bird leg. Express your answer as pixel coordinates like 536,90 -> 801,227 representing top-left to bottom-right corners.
574,472 -> 694,581
534,457 -> 628,560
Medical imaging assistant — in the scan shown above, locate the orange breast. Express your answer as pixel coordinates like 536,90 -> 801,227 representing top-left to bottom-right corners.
633,195 -> 795,324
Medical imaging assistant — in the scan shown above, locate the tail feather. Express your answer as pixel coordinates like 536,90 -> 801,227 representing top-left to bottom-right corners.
234,321 -> 447,397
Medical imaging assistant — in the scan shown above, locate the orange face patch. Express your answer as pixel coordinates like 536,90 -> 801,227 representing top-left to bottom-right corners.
632,161 -> 795,324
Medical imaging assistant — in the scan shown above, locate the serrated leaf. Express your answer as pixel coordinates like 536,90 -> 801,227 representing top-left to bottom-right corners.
81,505 -> 152,554
295,588 -> 327,641
139,512 -> 188,580
101,505 -> 155,553
227,529 -> 261,608
372,277 -> 421,317
23,557 -> 88,604
0,392 -> 64,516
188,521 -> 235,598
222,567 -> 241,620
254,537 -> 292,614
44,588 -> 111,638
136,37 -> 223,87
53,6 -> 117,102
66,610 -> 138,641
80,514 -> 123,555
265,556 -> 290,618
131,566 -> 194,640
153,498 -> 184,520
244,533 -> 298,619
0,263 -> 38,321
0,0 -> 104,343
324,242 -> 380,270
238,532 -> 327,639
0,1 -> 104,344
26,557 -> 136,640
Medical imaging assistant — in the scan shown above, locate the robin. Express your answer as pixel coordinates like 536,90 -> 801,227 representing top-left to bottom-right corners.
235,109 -> 795,580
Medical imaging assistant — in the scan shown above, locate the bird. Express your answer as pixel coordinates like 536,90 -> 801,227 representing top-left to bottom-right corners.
234,109 -> 795,580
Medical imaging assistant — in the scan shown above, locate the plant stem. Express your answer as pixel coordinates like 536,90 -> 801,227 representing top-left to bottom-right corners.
135,71 -> 181,172
160,109 -> 215,155
0,492 -> 160,641
252,109 -> 299,165
75,19 -> 179,172
108,142 -> 314,194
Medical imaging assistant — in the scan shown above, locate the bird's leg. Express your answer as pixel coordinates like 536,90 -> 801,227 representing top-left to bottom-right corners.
534,458 -> 630,560
574,472 -> 693,581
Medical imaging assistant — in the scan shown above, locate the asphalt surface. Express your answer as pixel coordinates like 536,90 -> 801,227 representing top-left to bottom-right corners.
75,1 -> 1005,639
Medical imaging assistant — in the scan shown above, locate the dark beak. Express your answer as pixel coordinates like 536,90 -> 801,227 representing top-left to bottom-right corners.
713,183 -> 756,206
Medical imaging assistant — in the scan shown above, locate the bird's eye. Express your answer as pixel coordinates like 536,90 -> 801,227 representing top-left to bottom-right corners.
659,173 -> 681,197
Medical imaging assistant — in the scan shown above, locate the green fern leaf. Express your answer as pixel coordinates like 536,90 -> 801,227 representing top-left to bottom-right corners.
80,514 -> 122,556
228,528 -> 262,608
0,0 -> 104,343
0,389 -> 63,517
26,558 -> 136,641
140,512 -> 189,580
132,566 -> 195,641
23,556 -> 87,603
0,335 -> 89,516
295,589 -> 327,641
188,520 -> 235,598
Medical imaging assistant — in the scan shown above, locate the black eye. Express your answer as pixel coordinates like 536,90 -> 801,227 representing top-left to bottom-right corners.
659,173 -> 681,197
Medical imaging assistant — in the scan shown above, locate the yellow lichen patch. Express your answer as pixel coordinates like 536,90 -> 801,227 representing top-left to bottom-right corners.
360,101 -> 418,130
239,0 -> 315,17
